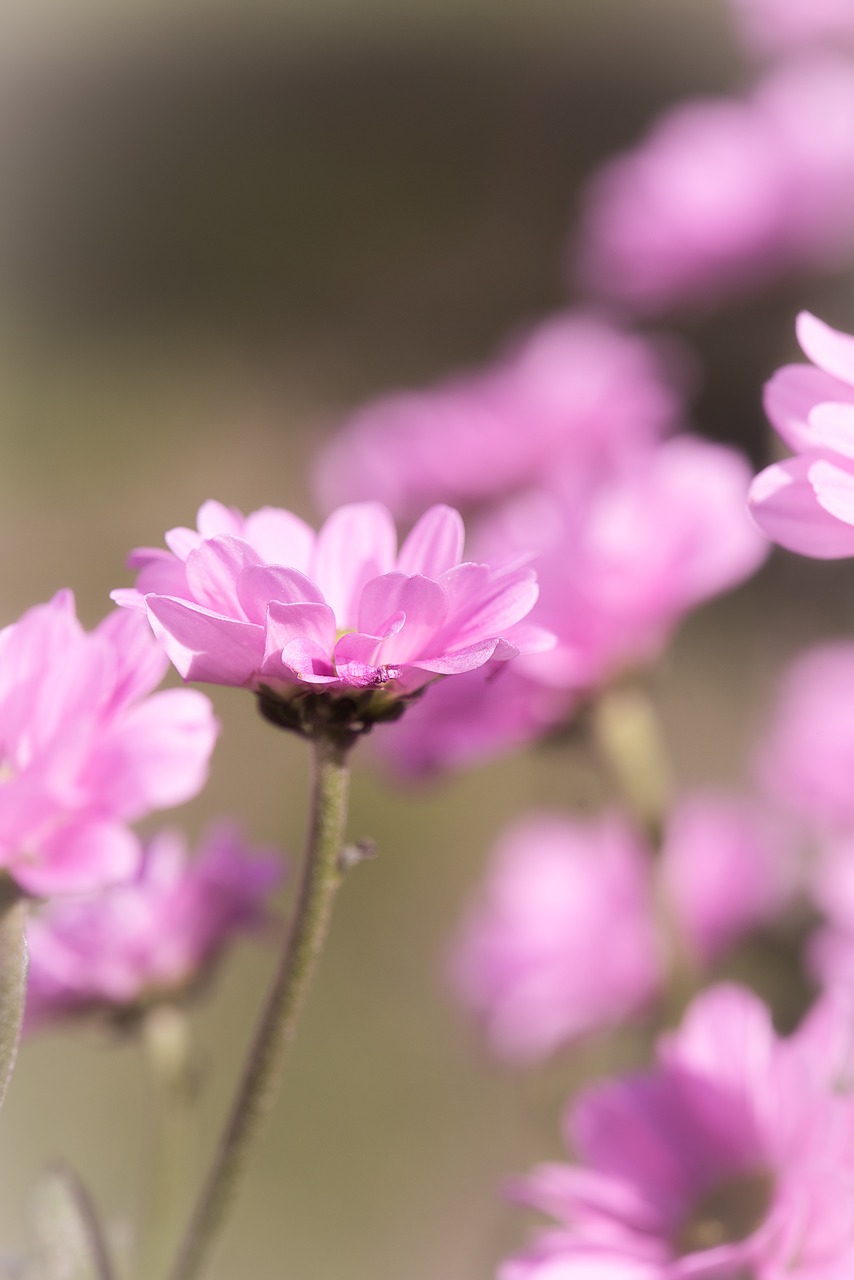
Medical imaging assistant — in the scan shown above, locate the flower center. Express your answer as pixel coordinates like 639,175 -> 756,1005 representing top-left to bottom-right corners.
676,1168 -> 774,1257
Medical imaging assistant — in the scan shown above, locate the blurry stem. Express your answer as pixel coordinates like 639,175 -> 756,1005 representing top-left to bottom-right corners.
0,875 -> 28,1113
166,729 -> 355,1280
590,681 -> 673,847
139,1004 -> 197,1280
590,680 -> 699,1022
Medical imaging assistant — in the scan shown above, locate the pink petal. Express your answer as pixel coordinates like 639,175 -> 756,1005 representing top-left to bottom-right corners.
412,636 -> 499,674
261,601 -> 337,682
10,819 -> 141,897
749,458 -> 854,557
441,563 -> 540,645
196,499 -> 244,539
810,457 -> 854,526
396,505 -> 465,577
84,688 -> 219,822
797,311 -> 854,385
358,573 -> 449,664
242,506 -> 315,570
312,502 -> 397,625
94,607 -> 169,708
145,597 -> 265,685
764,364 -> 854,454
184,536 -> 263,616
808,402 -> 854,462
237,565 -> 325,624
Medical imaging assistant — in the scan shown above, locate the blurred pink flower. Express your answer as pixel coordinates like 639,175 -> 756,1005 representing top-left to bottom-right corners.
0,592 -> 218,897
750,311 -> 854,557
807,835 -> 854,990
115,502 -> 548,726
449,813 -> 660,1063
572,57 -> 854,314
756,642 -> 854,831
313,312 -> 688,517
378,436 -> 766,775
449,799 -> 788,1063
501,984 -> 854,1278
25,824 -> 282,1027
728,0 -> 854,55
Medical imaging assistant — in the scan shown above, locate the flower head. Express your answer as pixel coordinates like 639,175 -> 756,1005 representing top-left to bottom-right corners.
0,592 -> 218,896
572,57 -> 854,314
25,824 -> 282,1028
502,984 -> 854,1278
115,501 -> 548,736
750,312 -> 854,557
313,312 -> 687,517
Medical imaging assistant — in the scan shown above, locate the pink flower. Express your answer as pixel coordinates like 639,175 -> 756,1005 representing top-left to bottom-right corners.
25,824 -> 282,1027
115,501 -> 548,733
449,799 -> 788,1063
501,984 -> 854,1278
0,592 -> 218,897
378,436 -> 766,775
313,312 -> 687,517
448,814 -> 661,1063
756,642 -> 854,831
750,312 -> 854,557
572,57 -> 854,314
807,836 -> 854,990
727,0 -> 854,55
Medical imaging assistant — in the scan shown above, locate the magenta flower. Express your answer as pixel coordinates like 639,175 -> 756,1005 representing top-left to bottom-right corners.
378,436 -> 766,775
25,824 -> 282,1027
572,57 -> 854,314
313,312 -> 687,517
501,984 -> 854,1278
0,592 -> 218,897
449,799 -> 788,1064
756,642 -> 854,831
750,312 -> 854,557
115,500 -> 548,734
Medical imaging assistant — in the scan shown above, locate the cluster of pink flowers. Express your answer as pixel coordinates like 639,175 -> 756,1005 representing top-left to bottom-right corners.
502,984 -> 854,1278
314,312 -> 687,517
571,57 -> 854,314
25,824 -> 282,1028
449,798 -> 790,1063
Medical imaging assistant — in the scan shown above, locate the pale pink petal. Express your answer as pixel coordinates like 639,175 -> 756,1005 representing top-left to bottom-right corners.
357,573 -> 448,664
797,311 -> 854,384
764,364 -> 854,454
413,637 -> 500,674
242,506 -> 315,570
195,499 -> 244,539
396,505 -> 465,577
129,546 -> 191,596
184,536 -> 263,616
312,502 -> 397,625
261,601 -> 337,683
808,402 -> 854,461
11,819 -> 141,897
145,597 -> 265,685
810,457 -> 854,526
94,607 -> 169,708
83,688 -> 219,822
749,457 -> 854,556
236,565 -> 325,624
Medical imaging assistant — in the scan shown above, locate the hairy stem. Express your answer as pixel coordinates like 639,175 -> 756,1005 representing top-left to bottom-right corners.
166,730 -> 355,1280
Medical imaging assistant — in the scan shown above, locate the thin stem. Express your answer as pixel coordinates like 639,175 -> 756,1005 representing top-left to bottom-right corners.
166,730 -> 355,1280
0,876 -> 28,1113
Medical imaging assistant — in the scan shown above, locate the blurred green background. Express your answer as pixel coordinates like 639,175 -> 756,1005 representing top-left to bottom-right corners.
1,1 -> 854,1276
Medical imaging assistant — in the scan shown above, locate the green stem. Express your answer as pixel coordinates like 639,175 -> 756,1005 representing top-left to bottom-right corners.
165,730 -> 355,1280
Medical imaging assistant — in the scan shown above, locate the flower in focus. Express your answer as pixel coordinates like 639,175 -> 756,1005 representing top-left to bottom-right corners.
501,984 -> 854,1278
572,57 -> 854,315
750,312 -> 854,557
313,311 -> 688,517
0,592 -> 218,896
727,0 -> 854,55
25,824 -> 282,1029
449,800 -> 788,1064
115,501 -> 549,735
379,436 -> 767,776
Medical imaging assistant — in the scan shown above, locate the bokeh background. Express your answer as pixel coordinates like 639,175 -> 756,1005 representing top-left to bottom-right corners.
0,1 -> 853,1276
